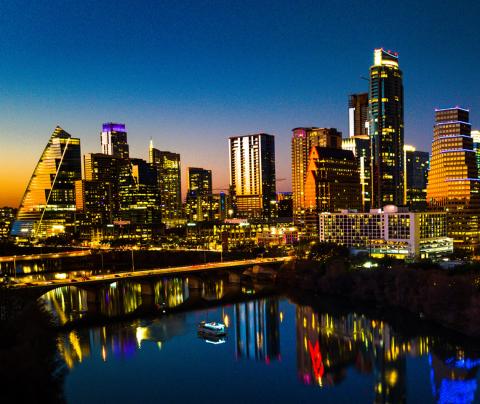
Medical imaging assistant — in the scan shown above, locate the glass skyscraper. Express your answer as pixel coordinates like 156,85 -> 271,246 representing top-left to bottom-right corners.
11,126 -> 81,239
101,122 -> 129,159
369,49 -> 404,208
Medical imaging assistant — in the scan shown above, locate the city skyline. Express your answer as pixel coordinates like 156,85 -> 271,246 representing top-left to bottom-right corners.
1,1 -> 480,207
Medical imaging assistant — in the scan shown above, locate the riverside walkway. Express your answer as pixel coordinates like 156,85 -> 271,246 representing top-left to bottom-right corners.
4,256 -> 290,290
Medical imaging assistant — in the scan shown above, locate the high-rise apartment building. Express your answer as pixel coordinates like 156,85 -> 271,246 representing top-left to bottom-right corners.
349,93 -> 369,137
369,49 -> 405,207
11,126 -> 81,239
404,145 -> 429,211
426,107 -> 480,252
229,133 -> 276,220
101,122 -> 129,159
291,127 -> 342,225
149,143 -> 182,227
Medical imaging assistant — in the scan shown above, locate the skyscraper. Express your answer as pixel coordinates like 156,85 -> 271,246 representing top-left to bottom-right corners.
304,146 -> 361,236
101,122 -> 129,159
187,167 -> 212,197
369,49 -> 404,208
404,145 -> 429,211
426,107 -> 480,252
229,133 -> 276,220
291,127 -> 342,224
471,129 -> 480,174
149,142 -> 182,227
348,93 -> 369,138
11,126 -> 81,239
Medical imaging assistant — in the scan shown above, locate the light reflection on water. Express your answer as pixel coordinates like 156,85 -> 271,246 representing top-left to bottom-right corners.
39,281 -> 480,403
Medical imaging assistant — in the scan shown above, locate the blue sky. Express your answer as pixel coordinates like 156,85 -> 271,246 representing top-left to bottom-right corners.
1,0 -> 479,206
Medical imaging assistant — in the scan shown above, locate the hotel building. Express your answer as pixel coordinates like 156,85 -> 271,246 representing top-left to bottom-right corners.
319,205 -> 453,259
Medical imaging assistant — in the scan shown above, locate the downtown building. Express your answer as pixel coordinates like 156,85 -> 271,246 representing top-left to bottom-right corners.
404,145 -> 429,211
291,127 -> 343,226
11,126 -> 81,240
229,133 -> 276,220
303,145 -> 362,237
369,49 -> 405,208
319,205 -> 453,260
426,107 -> 480,253
149,142 -> 183,228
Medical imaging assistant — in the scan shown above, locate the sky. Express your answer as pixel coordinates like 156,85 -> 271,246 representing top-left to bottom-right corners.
1,0 -> 479,207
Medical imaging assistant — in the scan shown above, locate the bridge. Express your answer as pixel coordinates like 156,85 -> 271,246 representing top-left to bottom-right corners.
4,256 -> 290,293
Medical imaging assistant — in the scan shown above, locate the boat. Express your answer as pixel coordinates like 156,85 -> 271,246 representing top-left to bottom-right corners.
197,321 -> 227,337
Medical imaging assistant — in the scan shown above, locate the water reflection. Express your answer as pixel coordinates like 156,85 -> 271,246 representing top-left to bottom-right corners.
36,284 -> 480,403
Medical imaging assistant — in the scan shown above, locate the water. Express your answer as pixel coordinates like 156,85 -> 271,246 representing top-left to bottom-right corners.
22,277 -> 480,402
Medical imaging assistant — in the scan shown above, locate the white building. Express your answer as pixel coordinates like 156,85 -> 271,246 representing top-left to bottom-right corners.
319,205 -> 453,259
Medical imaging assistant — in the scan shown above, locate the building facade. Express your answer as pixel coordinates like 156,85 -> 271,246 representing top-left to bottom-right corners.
319,205 -> 453,259
149,143 -> 182,228
100,122 -> 129,159
426,107 -> 480,252
229,133 -> 276,220
404,145 -> 429,211
11,126 -> 81,240
291,127 -> 342,225
349,93 -> 369,138
369,49 -> 405,208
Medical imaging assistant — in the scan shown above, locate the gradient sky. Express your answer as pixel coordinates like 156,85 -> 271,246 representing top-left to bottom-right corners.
1,0 -> 479,207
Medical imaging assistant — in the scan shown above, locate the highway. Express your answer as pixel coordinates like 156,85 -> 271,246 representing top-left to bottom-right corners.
4,256 -> 290,290
0,250 -> 92,263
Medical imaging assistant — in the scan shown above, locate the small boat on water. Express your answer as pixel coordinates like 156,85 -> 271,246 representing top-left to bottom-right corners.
197,321 -> 227,337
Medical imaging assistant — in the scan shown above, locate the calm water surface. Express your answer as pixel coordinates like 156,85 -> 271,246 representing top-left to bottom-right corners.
38,277 -> 480,403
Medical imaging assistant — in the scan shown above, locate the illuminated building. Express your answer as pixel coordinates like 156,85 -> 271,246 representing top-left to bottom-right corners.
187,167 -> 212,196
319,205 -> 453,259
0,207 -> 16,239
304,146 -> 361,236
291,127 -> 342,226
229,133 -> 276,220
426,107 -> 480,252
471,129 -> 480,174
11,126 -> 81,239
404,145 -> 429,211
117,158 -> 162,239
185,167 -> 216,222
349,93 -> 369,137
234,299 -> 280,363
149,142 -> 182,228
369,49 -> 405,207
101,122 -> 129,159
342,135 -> 371,211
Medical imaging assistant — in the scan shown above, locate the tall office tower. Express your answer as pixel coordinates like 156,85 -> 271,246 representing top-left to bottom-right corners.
11,126 -> 81,239
426,107 -> 480,252
348,93 -> 369,137
187,167 -> 212,196
404,145 -> 429,211
304,146 -> 361,236
291,127 -> 342,225
101,122 -> 129,158
369,48 -> 405,207
229,133 -> 276,220
342,136 -> 371,211
149,143 -> 182,227
471,130 -> 480,173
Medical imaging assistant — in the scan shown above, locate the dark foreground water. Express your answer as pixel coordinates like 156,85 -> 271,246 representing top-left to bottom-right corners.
23,277 -> 480,403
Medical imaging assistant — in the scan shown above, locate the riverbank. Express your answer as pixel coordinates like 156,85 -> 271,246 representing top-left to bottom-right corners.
274,259 -> 480,338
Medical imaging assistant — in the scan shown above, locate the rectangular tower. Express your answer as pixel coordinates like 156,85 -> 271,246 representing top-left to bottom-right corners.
349,93 -> 369,138
369,49 -> 405,208
229,133 -> 276,220
291,127 -> 342,225
404,145 -> 429,211
101,122 -> 129,159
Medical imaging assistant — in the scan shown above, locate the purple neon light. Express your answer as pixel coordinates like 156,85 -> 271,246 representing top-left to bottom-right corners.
102,123 -> 126,132
439,149 -> 475,153
436,121 -> 471,126
435,107 -> 469,112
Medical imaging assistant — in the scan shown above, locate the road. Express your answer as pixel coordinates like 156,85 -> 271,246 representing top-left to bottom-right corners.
0,250 -> 92,263
5,257 -> 291,290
